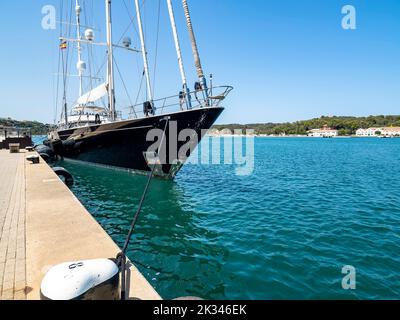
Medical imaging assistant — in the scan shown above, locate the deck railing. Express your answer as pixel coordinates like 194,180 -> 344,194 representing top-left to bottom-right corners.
58,85 -> 233,130
123,85 -> 233,119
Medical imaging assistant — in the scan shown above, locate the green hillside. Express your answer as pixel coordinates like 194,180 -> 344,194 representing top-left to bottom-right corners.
213,115 -> 400,136
0,118 -> 51,135
2,115 -> 400,137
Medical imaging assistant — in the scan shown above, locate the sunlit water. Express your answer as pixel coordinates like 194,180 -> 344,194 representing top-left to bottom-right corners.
36,136 -> 400,300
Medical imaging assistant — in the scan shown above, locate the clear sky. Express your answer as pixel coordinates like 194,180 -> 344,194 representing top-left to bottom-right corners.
0,0 -> 399,124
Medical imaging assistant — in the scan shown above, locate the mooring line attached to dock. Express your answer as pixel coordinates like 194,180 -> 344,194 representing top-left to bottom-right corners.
119,117 -> 170,300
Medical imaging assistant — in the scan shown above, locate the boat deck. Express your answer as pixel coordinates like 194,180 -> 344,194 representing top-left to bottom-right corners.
0,149 -> 161,300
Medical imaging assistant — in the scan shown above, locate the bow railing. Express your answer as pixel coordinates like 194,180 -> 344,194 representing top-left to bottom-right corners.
124,85 -> 233,119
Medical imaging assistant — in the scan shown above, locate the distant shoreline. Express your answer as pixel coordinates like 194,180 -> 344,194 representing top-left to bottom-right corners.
212,115 -> 400,137
205,134 -> 399,139
3,115 -> 400,138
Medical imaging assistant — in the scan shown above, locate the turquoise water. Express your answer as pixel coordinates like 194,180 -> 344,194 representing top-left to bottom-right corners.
32,136 -> 47,145
51,137 -> 400,300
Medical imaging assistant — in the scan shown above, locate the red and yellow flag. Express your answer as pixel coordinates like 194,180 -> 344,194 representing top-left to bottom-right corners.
60,41 -> 67,50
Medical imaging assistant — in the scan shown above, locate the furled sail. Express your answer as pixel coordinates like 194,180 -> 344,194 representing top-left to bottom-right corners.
77,83 -> 108,105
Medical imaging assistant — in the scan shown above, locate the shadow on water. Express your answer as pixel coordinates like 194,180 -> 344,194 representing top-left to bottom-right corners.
58,159 -> 229,299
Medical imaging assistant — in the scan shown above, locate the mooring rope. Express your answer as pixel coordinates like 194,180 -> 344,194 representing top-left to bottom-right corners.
118,117 -> 170,300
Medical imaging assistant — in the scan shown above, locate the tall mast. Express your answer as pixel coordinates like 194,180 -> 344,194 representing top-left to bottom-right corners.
134,0 -> 153,103
106,0 -> 116,120
182,0 -> 208,97
75,0 -> 84,97
63,91 -> 68,126
60,4 -> 68,126
167,0 -> 191,109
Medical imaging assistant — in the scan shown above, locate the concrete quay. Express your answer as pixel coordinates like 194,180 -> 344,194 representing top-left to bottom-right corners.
0,149 -> 161,300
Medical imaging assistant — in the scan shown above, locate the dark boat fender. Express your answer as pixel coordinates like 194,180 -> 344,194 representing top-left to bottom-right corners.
49,139 -> 64,155
53,167 -> 74,187
34,145 -> 55,163
48,139 -> 76,156
62,139 -> 77,153
35,144 -> 54,156
39,153 -> 51,163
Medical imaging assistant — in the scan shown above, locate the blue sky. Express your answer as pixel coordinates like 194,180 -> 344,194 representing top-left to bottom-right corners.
0,0 -> 399,124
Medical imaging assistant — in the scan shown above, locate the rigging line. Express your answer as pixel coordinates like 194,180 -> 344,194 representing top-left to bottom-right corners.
142,0 -> 146,39
75,2 -> 104,96
86,12 -> 97,93
63,1 -> 71,112
81,14 -> 107,87
54,46 -> 62,124
92,59 -> 108,111
119,117 -> 170,300
89,41 -> 101,85
131,50 -> 144,113
88,43 -> 94,91
81,53 -> 108,96
134,73 -> 145,108
127,0 -> 144,95
83,0 -> 88,27
63,0 -> 74,108
122,0 -> 140,39
54,0 -> 64,124
91,0 -> 94,28
88,45 -> 96,90
115,1 -> 135,45
61,48 -> 67,120
116,19 -> 135,45
120,0 -> 147,112
81,53 -> 108,109
61,0 -> 73,121
121,118 -> 170,251
80,50 -> 107,83
114,57 -> 137,118
85,2 -> 99,94
141,0 -> 150,102
59,0 -> 67,120
152,0 -> 161,97
142,0 -> 148,60
83,0 -> 93,96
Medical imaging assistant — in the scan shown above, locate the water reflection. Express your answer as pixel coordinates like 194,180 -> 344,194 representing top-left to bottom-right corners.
59,159 -> 228,299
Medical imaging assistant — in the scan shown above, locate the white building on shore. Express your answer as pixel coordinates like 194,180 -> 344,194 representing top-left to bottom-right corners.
356,127 -> 400,137
356,128 -> 382,137
381,127 -> 400,137
308,126 -> 338,138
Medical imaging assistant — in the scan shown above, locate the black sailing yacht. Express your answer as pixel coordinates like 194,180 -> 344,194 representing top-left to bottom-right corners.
47,0 -> 232,179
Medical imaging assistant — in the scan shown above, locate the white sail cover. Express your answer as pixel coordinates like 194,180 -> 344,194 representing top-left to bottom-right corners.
77,83 -> 108,105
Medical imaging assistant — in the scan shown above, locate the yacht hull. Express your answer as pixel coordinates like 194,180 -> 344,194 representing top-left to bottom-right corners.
49,107 -> 223,179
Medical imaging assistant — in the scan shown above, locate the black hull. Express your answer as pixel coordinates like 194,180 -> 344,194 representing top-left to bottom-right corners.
50,107 -> 223,179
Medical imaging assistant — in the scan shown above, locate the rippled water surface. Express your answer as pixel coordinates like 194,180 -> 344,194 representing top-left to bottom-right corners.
54,138 -> 400,300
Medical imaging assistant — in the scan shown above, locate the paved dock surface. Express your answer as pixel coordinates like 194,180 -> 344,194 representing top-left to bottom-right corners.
0,151 -> 26,300
0,149 -> 161,300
